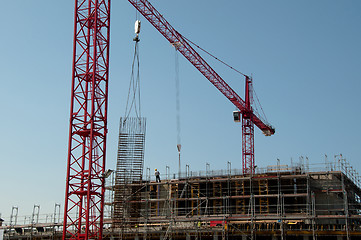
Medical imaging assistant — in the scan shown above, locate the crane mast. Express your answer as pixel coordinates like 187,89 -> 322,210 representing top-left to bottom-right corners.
242,76 -> 255,174
63,1 -> 110,239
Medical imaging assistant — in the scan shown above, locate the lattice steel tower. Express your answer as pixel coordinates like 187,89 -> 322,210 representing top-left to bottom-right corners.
63,1 -> 110,239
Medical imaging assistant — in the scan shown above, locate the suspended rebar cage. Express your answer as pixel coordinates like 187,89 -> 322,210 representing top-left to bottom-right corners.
114,117 -> 146,227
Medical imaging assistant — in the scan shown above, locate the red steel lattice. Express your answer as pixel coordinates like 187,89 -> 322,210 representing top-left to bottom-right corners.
242,76 -> 255,174
242,117 -> 255,174
63,0 -> 110,239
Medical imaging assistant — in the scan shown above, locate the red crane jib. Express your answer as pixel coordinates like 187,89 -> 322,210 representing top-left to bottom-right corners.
128,0 -> 274,136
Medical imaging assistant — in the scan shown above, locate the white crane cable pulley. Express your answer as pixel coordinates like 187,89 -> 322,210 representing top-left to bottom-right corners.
135,20 -> 141,34
133,20 -> 141,42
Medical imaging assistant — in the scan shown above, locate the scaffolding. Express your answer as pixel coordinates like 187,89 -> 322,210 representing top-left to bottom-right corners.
107,155 -> 361,240
2,155 -> 361,240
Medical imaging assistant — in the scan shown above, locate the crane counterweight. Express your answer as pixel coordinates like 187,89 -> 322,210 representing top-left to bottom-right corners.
263,128 -> 275,136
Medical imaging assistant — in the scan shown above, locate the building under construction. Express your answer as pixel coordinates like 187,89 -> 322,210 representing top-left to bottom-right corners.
1,120 -> 361,240
106,156 -> 361,240
2,156 -> 361,240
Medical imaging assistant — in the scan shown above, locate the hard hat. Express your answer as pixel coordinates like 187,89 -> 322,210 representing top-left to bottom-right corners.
155,169 -> 157,171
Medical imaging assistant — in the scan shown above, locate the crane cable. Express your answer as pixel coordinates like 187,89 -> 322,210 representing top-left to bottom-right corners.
175,49 -> 182,178
183,34 -> 271,125
175,49 -> 181,147
124,20 -> 142,120
181,34 -> 248,78
252,84 -> 269,124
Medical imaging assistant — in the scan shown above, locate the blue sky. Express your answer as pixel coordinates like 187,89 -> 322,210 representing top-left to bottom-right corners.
0,0 -> 360,220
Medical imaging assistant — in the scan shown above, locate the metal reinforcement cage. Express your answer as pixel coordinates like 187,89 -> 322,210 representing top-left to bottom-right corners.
113,117 -> 146,228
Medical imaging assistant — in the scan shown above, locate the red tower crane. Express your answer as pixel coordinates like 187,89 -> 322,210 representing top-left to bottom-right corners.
63,1 -> 110,240
63,0 -> 274,239
127,0 -> 275,174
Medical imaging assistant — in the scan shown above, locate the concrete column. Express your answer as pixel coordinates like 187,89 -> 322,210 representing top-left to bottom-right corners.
134,235 -> 139,240
272,235 -> 278,240
186,233 -> 191,240
242,235 -> 247,240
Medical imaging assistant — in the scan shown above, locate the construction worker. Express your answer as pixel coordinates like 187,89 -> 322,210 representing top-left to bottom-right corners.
155,169 -> 160,182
